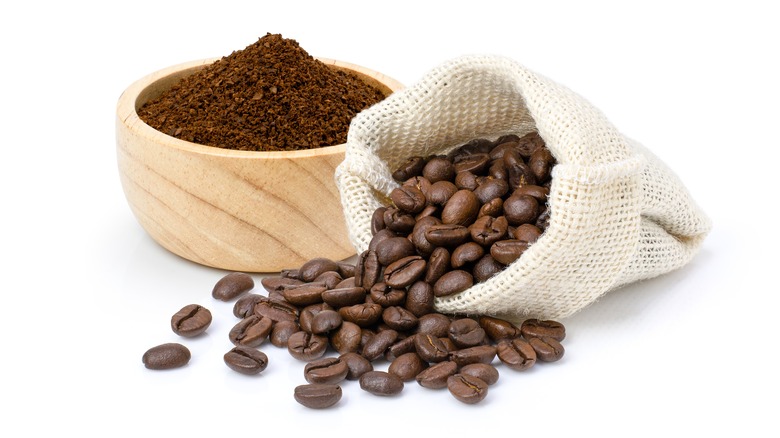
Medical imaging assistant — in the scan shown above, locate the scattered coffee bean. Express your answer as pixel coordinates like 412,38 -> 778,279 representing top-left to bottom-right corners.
339,352 -> 373,380
460,363 -> 500,386
170,304 -> 212,337
520,318 -> 566,341
212,272 -> 254,301
447,374 -> 489,404
304,357 -> 349,384
294,384 -> 342,409
416,360 -> 459,389
224,346 -> 269,375
142,343 -> 190,370
359,371 -> 404,396
529,336 -> 565,362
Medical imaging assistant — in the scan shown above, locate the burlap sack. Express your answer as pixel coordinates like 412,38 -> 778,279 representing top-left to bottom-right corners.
334,55 -> 711,321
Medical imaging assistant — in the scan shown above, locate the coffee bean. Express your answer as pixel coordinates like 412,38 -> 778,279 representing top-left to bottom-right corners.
405,281 -> 435,317
368,283 -> 406,308
233,293 -> 266,318
392,156 -> 427,182
361,329 -> 398,362
423,156 -> 455,183
409,215 -> 441,257
424,247 -> 451,284
427,180 -> 458,206
469,215 -> 509,246
425,224 -> 471,247
478,315 -> 521,341
453,152 -> 491,174
294,384 -> 342,409
335,353 -> 372,383
514,223 -> 543,244
270,320 -> 300,348
388,352 -> 427,382
447,374 -> 488,404
450,242 -> 485,269
529,336 -> 565,362
449,345 -> 497,367
337,262 -> 356,279
224,346 -> 268,375
355,250 -> 382,289
281,283 -> 326,307
454,171 -> 479,191
416,360 -> 458,389
441,190 -> 480,226
368,228 -> 396,252
304,357 -> 349,384
287,331 -> 328,361
448,318 -> 487,348
382,306 -> 418,332
384,255 -> 427,288
330,321 -> 362,354
416,313 -> 452,338
212,272 -> 254,301
375,236 -> 417,266
460,363 -> 499,385
339,303 -> 383,327
383,207 -> 416,233
314,271 -> 343,289
473,177 -> 509,204
520,319 -> 566,341
433,270 -> 473,297
496,338 -> 537,371
260,276 -> 304,293
414,333 -> 450,363
334,276 -> 357,290
513,184 -> 549,203
503,194 -> 539,226
359,371 -> 404,396
390,185 -> 427,214
490,239 -> 529,265
472,254 -> 506,282
229,315 -> 273,347
254,299 -> 298,323
386,335 -> 417,361
529,147 -> 555,182
371,206 -> 388,234
142,343 -> 190,370
321,286 -> 366,308
298,302 -> 332,333
170,304 -> 212,337
478,197 -> 504,218
298,257 -> 340,282
310,309 -> 342,335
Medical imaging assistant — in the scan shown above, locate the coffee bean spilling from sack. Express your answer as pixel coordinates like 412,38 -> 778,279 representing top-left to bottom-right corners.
142,133 -> 565,407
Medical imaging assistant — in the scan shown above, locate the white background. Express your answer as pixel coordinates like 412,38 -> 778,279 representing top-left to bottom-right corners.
2,1 -> 778,436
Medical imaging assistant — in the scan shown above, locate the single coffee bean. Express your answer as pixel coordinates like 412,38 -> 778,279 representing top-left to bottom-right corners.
330,321 -> 362,354
489,140 -> 519,161
369,283 -> 406,308
516,132 -> 545,158
416,360 -> 459,389
298,302 -> 333,333
414,333 -> 450,363
334,276 -> 357,290
514,223 -> 543,244
440,190 -> 480,226
460,363 -> 499,385
478,197 -> 504,218
453,152 -> 491,174
281,283 -> 326,307
310,309 -> 343,335
448,318 -> 487,348
405,281 -> 435,317
433,270 -> 473,297
536,207 -> 551,231
229,315 -> 273,348
472,254 -> 505,282
425,224 -> 471,247
304,357 -> 349,384
496,338 -> 537,371
355,250 -> 382,289
383,207 -> 416,233
382,306 -> 418,332
260,276 -> 304,293
293,384 -> 342,409
513,184 -> 549,203
233,293 -> 267,318
386,335 -> 417,361
488,159 -> 508,180
170,304 -> 212,337
409,215 -> 441,257
422,156 -> 455,183
529,147 -> 555,182
424,247 -> 451,284
212,272 -> 254,301
337,262 -> 356,279
469,215 -> 509,246
270,320 -> 300,348
447,374 -> 488,404
451,242 -> 485,269
338,303 -> 383,327
416,313 -> 452,338
361,329 -> 398,362
388,352 -> 427,382
375,236 -> 417,266
449,345 -> 497,367
280,268 -> 301,279
390,185 -> 427,214
298,257 -> 340,282
415,204 -> 440,221
287,331 -> 328,361
392,156 -> 426,182
427,180 -> 458,206
450,138 -> 494,160
473,177 -> 509,204
254,299 -> 298,323
321,286 -> 366,308
359,371 -> 404,396
454,171 -> 479,191
384,255 -> 427,288
529,336 -> 565,362
223,346 -> 269,375
503,194 -> 539,226
142,343 -> 190,370
368,228 -> 396,252
490,239 -> 529,265
478,315 -> 521,341
313,271 -> 343,289
520,319 -> 566,341
339,352 -> 373,380
507,161 -> 538,189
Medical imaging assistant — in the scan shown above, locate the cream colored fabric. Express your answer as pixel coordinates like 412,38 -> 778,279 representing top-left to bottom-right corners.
334,55 -> 711,321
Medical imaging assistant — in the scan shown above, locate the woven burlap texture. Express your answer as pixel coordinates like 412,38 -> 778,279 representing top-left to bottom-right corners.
334,55 -> 711,321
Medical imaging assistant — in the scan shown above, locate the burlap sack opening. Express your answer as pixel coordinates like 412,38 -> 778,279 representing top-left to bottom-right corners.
335,55 -> 711,321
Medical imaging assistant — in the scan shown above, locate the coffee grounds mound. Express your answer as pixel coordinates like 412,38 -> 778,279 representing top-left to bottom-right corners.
138,33 -> 387,152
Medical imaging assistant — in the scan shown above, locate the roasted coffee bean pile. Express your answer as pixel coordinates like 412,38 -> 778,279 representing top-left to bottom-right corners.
142,134 -> 566,407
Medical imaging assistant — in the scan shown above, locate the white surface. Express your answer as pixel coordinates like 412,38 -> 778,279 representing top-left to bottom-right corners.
1,1 -> 777,436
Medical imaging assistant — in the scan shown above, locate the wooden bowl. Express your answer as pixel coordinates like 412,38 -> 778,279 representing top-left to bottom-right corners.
116,58 -> 403,272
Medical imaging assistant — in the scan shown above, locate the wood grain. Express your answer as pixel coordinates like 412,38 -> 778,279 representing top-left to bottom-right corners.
116,58 -> 404,272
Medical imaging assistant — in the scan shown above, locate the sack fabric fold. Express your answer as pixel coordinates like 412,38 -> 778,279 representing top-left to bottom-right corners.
335,55 -> 711,321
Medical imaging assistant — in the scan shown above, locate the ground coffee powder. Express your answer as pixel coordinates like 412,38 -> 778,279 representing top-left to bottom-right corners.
138,33 -> 386,152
